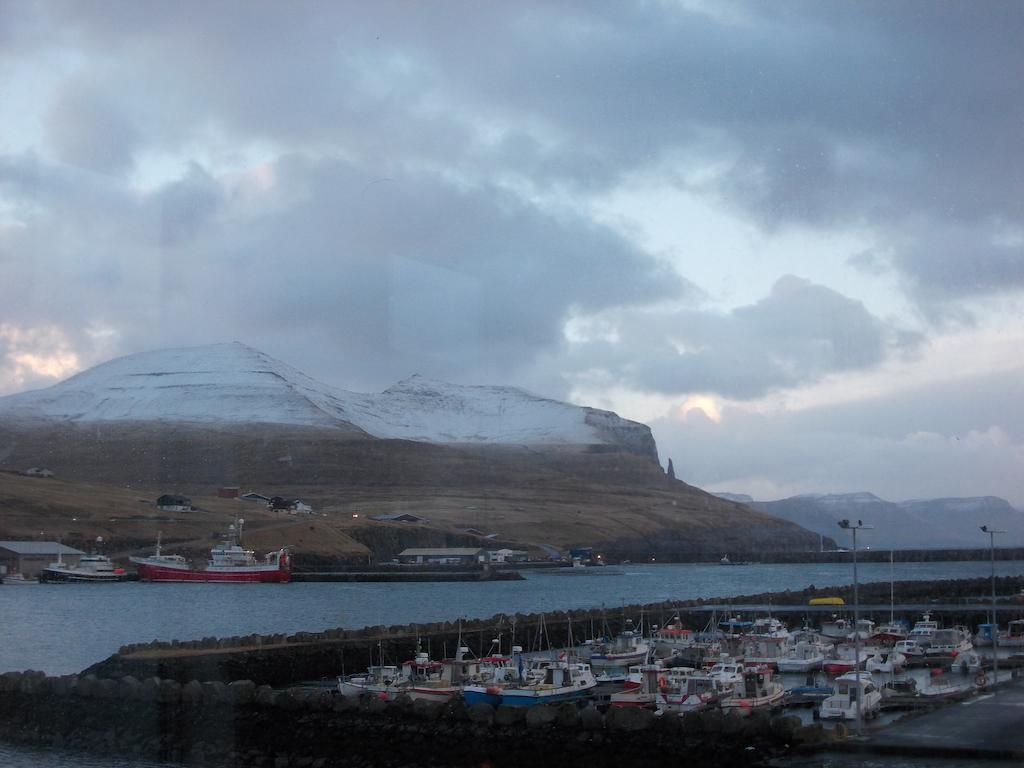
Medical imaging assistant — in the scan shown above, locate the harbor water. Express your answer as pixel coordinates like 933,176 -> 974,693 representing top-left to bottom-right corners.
4,559 -> 1023,675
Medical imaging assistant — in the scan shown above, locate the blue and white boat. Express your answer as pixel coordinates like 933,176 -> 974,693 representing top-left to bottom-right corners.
492,661 -> 597,707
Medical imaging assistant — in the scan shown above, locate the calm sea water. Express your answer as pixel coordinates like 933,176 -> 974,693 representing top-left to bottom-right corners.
3,560 -> 1022,675
3,560 -> 1023,768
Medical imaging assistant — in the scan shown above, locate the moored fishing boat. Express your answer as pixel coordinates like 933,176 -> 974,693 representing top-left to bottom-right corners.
39,550 -> 129,583
337,664 -> 406,700
588,623 -> 651,672
492,660 -> 597,707
776,640 -> 827,673
719,667 -> 784,714
819,671 -> 881,720
610,665 -> 700,709
656,672 -> 734,715
865,649 -> 906,674
997,619 -> 1024,648
132,520 -> 290,583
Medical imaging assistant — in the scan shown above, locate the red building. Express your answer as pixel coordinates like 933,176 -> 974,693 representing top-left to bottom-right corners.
217,486 -> 241,498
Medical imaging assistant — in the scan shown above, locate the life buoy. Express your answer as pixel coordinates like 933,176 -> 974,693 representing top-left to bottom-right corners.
658,676 -> 669,690
975,671 -> 987,687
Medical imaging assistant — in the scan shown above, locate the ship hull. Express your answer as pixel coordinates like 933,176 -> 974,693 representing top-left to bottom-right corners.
135,562 -> 290,583
39,569 -> 128,583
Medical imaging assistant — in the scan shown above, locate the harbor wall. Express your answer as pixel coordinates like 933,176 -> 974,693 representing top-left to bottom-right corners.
0,670 -> 820,768
83,575 -> 1024,687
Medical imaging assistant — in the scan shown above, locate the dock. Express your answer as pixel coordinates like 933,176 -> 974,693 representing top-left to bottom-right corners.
836,677 -> 1024,759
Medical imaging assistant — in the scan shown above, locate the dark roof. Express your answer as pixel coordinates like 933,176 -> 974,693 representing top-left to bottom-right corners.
372,513 -> 426,522
157,494 -> 191,505
0,541 -> 86,556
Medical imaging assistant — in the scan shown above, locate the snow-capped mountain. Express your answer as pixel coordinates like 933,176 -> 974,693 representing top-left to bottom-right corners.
0,342 -> 658,459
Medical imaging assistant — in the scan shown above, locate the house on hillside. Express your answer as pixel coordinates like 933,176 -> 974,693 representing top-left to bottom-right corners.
22,467 -> 54,478
397,548 -> 485,565
270,497 -> 313,514
156,494 -> 192,512
0,541 -> 85,578
217,486 -> 241,498
240,492 -> 271,504
372,513 -> 427,523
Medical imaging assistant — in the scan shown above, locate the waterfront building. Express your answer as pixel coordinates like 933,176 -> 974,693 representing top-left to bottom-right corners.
0,541 -> 87,578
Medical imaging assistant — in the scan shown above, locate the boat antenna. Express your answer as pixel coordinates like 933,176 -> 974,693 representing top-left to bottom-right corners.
155,530 -> 163,557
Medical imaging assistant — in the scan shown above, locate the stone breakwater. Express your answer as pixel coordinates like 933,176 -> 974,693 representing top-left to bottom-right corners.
0,670 -> 827,768
86,575 -> 1024,688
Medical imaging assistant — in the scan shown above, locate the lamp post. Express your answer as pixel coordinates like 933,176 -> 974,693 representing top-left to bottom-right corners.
838,518 -> 873,736
980,525 -> 1004,691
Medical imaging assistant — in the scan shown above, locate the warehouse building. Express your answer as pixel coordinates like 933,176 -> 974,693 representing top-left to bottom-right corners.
0,541 -> 86,578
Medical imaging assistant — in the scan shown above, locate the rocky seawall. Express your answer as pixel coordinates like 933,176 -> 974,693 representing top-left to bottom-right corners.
82,575 -> 1024,686
0,670 -> 824,768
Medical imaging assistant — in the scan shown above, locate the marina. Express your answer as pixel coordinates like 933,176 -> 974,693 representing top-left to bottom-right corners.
4,565 -> 1024,767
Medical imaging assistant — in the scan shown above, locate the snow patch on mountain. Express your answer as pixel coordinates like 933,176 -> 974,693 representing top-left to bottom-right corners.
0,342 -> 657,456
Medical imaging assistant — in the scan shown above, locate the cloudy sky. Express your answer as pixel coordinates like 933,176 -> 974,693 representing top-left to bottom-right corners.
1,1 -> 1022,504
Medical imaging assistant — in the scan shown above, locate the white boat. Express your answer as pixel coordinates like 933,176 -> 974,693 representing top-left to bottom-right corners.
1,572 -> 39,585
865,649 -> 906,674
818,671 -> 882,721
656,673 -> 734,715
588,627 -> 651,671
907,614 -> 939,646
337,664 -> 406,700
893,638 -> 927,660
820,617 -> 853,641
776,640 -> 827,673
609,665 -> 693,708
927,627 -> 972,657
484,661 -> 597,707
706,655 -> 746,686
719,667 -> 785,714
998,619 -> 1024,648
846,619 -> 876,642
39,552 -> 128,583
952,649 -> 982,675
652,618 -> 699,655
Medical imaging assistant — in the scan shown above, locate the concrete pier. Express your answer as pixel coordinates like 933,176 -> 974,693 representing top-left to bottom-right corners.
836,677 -> 1024,760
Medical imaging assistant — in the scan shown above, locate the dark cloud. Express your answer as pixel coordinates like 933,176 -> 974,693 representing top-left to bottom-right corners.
45,79 -> 140,174
0,151 -> 685,391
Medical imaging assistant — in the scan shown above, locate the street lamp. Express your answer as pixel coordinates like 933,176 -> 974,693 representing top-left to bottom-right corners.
838,518 -> 873,737
980,525 -> 1005,691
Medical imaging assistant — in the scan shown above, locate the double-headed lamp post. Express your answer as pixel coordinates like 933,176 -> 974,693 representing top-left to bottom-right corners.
838,518 -> 873,737
980,525 -> 1004,690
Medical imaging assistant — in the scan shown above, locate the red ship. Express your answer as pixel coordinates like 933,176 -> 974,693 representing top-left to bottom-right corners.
130,520 -> 290,583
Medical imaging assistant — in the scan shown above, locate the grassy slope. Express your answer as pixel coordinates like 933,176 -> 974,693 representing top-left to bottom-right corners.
0,422 -> 823,561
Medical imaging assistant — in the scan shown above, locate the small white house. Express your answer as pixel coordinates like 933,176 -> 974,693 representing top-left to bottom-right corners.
487,548 -> 529,563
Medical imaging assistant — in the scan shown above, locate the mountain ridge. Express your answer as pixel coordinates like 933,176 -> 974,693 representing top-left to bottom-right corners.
0,342 -> 658,461
713,491 -> 1024,548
